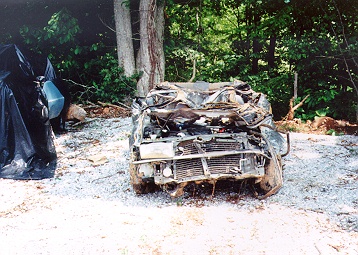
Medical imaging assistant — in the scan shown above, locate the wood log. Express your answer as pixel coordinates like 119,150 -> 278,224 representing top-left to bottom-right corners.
66,104 -> 87,122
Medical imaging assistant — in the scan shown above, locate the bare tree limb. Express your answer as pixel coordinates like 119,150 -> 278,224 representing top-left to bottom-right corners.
292,94 -> 310,111
332,0 -> 358,69
284,95 -> 310,121
174,63 -> 188,81
98,14 -> 116,32
97,101 -> 131,109
188,56 -> 197,82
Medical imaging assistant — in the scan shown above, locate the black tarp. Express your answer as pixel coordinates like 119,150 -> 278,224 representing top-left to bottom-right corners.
0,44 -> 57,179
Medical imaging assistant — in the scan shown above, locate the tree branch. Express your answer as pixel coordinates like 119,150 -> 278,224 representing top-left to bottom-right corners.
98,14 -> 116,32
188,56 -> 197,82
292,94 -> 310,111
284,95 -> 310,121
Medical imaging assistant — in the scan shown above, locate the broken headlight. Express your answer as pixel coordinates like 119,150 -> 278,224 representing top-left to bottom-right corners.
139,142 -> 174,159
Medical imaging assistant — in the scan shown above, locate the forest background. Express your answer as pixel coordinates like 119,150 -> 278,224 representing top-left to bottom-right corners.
0,0 -> 357,122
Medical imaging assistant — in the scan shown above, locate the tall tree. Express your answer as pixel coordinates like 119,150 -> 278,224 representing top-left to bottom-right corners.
113,0 -> 165,96
136,0 -> 165,96
114,0 -> 135,76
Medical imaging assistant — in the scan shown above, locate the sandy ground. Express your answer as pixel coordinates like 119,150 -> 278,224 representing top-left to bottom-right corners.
0,117 -> 357,255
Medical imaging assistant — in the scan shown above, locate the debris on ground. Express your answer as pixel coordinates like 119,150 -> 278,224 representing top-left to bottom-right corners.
276,118 -> 358,135
83,102 -> 131,119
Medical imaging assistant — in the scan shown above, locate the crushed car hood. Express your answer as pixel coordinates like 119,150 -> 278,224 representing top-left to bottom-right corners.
131,80 -> 288,156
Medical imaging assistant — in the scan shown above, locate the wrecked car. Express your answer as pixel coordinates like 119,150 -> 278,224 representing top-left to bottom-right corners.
129,80 -> 289,199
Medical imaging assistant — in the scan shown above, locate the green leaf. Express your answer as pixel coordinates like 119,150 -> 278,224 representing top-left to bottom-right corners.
74,47 -> 80,55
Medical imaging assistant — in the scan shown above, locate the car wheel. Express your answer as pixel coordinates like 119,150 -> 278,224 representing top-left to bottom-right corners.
129,152 -> 156,194
259,155 -> 283,198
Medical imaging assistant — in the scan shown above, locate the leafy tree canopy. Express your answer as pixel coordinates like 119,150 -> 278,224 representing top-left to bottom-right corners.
1,0 -> 357,121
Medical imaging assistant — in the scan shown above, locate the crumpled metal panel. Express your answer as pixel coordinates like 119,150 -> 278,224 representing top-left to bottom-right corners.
129,80 -> 289,198
131,80 -> 288,156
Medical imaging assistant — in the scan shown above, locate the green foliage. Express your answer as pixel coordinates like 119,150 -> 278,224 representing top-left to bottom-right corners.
19,8 -> 136,104
243,72 -> 293,119
70,44 -> 138,104
165,0 -> 358,121
20,8 -> 82,75
90,52 -> 138,103
165,0 -> 241,82
13,0 -> 358,119
44,9 -> 81,44
326,129 -> 344,136
20,8 -> 80,48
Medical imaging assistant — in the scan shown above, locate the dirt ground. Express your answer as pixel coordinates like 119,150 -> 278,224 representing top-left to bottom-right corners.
0,105 -> 357,255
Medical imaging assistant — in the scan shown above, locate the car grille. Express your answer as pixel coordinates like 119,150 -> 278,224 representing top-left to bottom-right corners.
175,158 -> 203,179
175,141 -> 240,155
207,155 -> 242,174
174,139 -> 256,180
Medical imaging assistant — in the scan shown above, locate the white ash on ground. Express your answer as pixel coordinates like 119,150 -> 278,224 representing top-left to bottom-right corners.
0,117 -> 357,255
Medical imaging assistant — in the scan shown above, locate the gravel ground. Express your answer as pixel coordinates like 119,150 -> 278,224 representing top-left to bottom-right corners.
0,117 -> 357,255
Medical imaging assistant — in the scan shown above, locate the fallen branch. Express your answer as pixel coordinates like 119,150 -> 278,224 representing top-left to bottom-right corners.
97,101 -> 131,109
284,94 -> 310,120
63,79 -> 97,102
72,119 -> 95,127
188,57 -> 196,82
91,171 -> 125,183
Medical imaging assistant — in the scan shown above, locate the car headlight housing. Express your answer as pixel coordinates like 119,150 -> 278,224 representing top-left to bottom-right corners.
139,142 -> 174,159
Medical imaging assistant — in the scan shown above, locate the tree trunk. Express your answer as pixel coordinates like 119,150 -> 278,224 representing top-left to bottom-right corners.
245,5 -> 252,60
114,0 -> 135,77
251,9 -> 260,74
252,38 -> 260,74
136,0 -> 165,97
268,35 -> 276,70
156,1 -> 165,85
